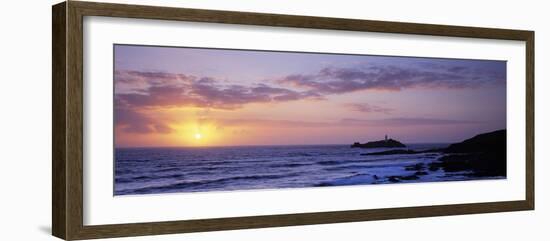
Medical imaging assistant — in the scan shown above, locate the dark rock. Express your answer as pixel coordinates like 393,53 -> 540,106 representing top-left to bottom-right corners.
387,174 -> 420,182
414,171 -> 429,176
314,182 -> 332,187
428,164 -> 441,172
444,129 -> 506,154
351,139 -> 406,148
362,149 -> 415,156
388,176 -> 400,183
436,129 -> 506,177
435,153 -> 506,177
361,148 -> 444,156
400,175 -> 420,180
405,163 -> 425,171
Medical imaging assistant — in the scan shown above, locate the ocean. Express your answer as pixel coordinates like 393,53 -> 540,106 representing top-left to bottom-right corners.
114,144 -> 501,195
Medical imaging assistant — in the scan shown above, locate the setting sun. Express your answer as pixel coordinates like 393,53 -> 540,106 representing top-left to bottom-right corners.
114,44 -> 506,148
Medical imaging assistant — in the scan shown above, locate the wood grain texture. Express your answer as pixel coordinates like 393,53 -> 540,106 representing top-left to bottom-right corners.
73,201 -> 530,240
52,2 -> 67,239
66,1 -> 85,240
51,1 -> 535,240
71,1 -> 533,40
525,32 -> 535,209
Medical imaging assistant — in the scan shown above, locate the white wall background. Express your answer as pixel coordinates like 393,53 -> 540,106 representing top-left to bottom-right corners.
0,0 -> 547,240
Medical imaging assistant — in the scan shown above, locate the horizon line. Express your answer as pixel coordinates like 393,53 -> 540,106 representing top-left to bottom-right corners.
115,142 -> 453,149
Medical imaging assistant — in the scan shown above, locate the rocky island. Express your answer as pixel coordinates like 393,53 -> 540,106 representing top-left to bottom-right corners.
351,135 -> 406,148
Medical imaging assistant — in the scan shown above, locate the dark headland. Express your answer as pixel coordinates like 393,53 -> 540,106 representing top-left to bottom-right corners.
435,129 -> 506,177
351,135 -> 406,148
354,129 -> 506,179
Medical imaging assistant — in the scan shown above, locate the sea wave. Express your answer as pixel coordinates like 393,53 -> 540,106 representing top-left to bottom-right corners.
116,172 -> 300,195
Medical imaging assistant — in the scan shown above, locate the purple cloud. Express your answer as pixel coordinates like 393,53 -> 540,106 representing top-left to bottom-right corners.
188,117 -> 480,130
115,71 -> 322,111
278,63 -> 505,94
115,107 -> 173,134
340,118 -> 479,126
345,103 -> 393,114
114,70 -> 327,134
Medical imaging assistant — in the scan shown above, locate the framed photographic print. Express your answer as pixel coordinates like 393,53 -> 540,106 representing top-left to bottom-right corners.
52,1 -> 534,240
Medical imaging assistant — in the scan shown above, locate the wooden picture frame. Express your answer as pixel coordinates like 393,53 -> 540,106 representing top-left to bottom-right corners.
52,1 -> 534,240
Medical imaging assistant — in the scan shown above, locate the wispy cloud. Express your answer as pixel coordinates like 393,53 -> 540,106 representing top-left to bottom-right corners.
196,117 -> 480,129
344,103 -> 393,114
340,118 -> 480,126
115,107 -> 173,134
114,70 -> 324,134
115,70 -> 322,111
277,63 -> 505,94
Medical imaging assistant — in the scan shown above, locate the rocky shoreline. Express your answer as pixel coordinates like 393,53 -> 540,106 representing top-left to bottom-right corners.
359,129 -> 506,182
361,148 -> 443,156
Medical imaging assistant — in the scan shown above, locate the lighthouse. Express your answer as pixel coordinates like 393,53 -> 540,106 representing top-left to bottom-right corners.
385,134 -> 388,141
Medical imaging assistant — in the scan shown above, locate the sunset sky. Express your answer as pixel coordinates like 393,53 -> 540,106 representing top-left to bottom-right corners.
114,44 -> 506,147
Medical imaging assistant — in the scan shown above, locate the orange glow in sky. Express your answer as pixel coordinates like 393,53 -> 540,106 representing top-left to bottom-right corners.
114,45 -> 506,147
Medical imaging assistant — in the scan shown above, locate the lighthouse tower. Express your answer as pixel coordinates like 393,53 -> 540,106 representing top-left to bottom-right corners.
385,134 -> 388,141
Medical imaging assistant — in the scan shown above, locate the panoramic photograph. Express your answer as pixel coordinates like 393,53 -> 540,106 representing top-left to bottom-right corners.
114,44 -> 507,196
